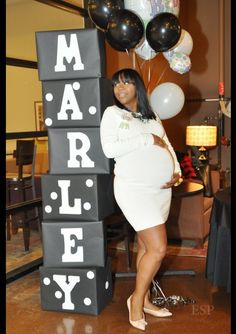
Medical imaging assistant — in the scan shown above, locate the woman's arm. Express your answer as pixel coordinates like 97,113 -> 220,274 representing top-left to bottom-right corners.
163,131 -> 182,175
100,107 -> 154,158
153,113 -> 182,175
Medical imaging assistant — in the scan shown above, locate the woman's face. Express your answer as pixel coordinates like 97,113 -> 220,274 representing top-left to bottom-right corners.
113,76 -> 137,111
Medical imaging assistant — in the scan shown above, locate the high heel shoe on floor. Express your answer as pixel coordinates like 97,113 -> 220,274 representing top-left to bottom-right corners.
143,306 -> 172,317
127,296 -> 147,331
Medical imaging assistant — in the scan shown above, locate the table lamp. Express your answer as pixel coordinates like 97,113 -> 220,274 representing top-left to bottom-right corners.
186,125 -> 217,197
186,125 -> 217,161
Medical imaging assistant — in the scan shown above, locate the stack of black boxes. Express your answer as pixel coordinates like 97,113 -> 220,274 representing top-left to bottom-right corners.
36,28 -> 115,315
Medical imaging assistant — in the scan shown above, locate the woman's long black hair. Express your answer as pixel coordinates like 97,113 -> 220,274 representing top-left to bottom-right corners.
112,68 -> 156,120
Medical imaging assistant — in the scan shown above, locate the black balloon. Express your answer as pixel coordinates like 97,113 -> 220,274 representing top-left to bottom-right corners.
105,9 -> 144,52
146,12 -> 181,52
88,0 -> 124,31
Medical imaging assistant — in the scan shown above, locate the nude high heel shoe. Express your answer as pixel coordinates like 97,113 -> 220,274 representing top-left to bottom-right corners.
127,296 -> 147,331
143,306 -> 172,317
145,280 -> 172,317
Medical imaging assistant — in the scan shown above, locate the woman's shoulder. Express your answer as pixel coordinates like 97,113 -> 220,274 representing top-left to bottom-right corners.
104,105 -> 122,112
104,105 -> 125,117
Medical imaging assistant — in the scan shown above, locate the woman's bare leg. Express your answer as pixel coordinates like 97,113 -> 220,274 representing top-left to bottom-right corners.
136,235 -> 153,308
136,232 -> 166,311
136,234 -> 146,269
130,224 -> 167,321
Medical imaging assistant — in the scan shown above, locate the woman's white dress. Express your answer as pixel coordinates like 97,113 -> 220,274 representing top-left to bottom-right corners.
100,105 -> 181,231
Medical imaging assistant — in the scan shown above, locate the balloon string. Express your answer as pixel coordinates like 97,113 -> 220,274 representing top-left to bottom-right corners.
147,59 -> 151,94
138,55 -> 146,70
126,49 -> 136,70
155,64 -> 168,87
135,53 -> 144,81
148,59 -> 151,82
133,50 -> 136,70
146,57 -> 167,93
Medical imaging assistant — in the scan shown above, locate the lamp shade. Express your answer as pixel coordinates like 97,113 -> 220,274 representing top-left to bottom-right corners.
186,125 -> 217,146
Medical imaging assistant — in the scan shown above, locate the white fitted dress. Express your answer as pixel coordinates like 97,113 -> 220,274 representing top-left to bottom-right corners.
100,106 -> 181,231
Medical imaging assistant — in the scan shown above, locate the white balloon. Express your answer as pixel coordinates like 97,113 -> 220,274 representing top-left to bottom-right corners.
169,52 -> 191,74
150,82 -> 185,119
124,0 -> 180,25
124,0 -> 150,23
163,51 -> 191,74
163,29 -> 193,61
171,29 -> 193,55
135,38 -> 158,60
162,50 -> 174,61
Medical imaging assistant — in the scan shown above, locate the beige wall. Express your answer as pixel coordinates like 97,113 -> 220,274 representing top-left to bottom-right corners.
6,0 -> 85,60
6,0 -> 85,153
6,65 -> 42,132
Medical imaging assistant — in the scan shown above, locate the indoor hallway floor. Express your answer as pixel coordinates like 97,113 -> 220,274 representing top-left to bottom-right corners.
6,249 -> 231,334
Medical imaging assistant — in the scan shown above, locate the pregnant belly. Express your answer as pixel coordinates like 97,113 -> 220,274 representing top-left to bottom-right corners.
114,146 -> 174,187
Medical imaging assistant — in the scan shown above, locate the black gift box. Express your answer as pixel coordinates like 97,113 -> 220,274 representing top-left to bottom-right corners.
41,78 -> 112,128
39,258 -> 112,315
36,28 -> 106,80
42,221 -> 106,267
41,174 -> 115,221
48,128 -> 113,174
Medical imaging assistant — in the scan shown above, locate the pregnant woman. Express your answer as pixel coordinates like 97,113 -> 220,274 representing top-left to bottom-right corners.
100,68 -> 182,331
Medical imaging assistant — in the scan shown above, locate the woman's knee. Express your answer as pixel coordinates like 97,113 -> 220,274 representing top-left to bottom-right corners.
138,225 -> 167,260
137,235 -> 146,251
152,243 -> 167,261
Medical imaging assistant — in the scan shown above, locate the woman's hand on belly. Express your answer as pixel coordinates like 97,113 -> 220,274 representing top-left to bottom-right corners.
161,173 -> 183,189
152,134 -> 168,148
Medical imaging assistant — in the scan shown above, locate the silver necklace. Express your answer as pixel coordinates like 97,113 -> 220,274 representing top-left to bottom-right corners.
131,112 -> 150,123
